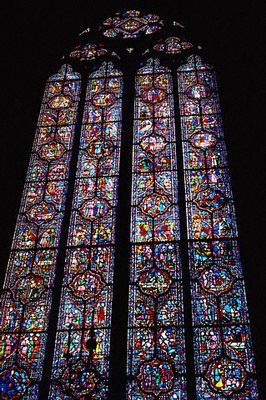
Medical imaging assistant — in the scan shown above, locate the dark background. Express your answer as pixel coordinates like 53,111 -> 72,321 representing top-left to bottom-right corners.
1,0 -> 265,397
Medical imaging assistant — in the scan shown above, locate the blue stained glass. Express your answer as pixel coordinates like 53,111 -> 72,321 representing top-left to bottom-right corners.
177,55 -> 258,399
0,65 -> 81,399
49,62 -> 123,399
127,59 -> 187,399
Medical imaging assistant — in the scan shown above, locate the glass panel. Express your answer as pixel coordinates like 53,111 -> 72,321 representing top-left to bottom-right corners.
69,43 -> 108,61
153,37 -> 193,54
177,55 -> 258,399
100,10 -> 163,39
49,62 -> 123,399
0,65 -> 81,399
127,59 -> 187,399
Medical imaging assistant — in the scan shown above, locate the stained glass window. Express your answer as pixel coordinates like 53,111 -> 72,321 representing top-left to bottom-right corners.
48,62 -> 123,399
127,59 -> 187,398
100,10 -> 163,39
177,55 -> 258,399
0,65 -> 81,399
0,9 -> 259,400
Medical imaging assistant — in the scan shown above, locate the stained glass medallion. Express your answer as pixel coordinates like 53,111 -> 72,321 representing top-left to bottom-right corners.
137,358 -> 175,395
100,10 -> 163,39
69,270 -> 105,300
0,366 -> 31,400
138,268 -> 172,297
39,141 -> 65,161
206,357 -> 246,395
189,131 -> 217,149
198,265 -> 233,295
60,360 -> 100,398
26,201 -> 56,225
48,94 -> 73,109
79,197 -> 111,221
139,193 -> 171,217
139,134 -> 167,154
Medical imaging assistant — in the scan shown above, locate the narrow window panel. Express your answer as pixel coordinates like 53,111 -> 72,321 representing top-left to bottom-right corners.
177,55 -> 258,399
0,65 -> 81,399
127,59 -> 187,399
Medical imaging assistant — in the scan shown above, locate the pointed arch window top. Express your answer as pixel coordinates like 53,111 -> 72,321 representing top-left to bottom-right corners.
178,54 -> 213,71
100,10 -> 163,39
90,61 -> 122,78
49,64 -> 80,81
138,58 -> 170,74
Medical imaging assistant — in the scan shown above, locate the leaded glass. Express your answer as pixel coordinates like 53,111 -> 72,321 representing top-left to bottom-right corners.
100,10 -> 163,39
177,55 -> 258,399
69,43 -> 108,61
49,62 -> 123,399
0,10 -> 259,400
0,65 -> 81,399
153,37 -> 193,54
127,59 -> 187,399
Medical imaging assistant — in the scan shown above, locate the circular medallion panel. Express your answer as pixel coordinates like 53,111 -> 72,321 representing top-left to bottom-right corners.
70,270 -> 104,300
138,268 -> 172,297
26,201 -> 56,225
86,139 -> 114,159
139,193 -> 170,217
11,274 -> 46,304
194,188 -> 226,212
140,87 -> 167,104
92,92 -> 116,108
206,357 -> 246,395
199,266 -> 233,295
62,361 -> 98,398
39,141 -> 65,161
0,367 -> 31,400
186,84 -> 211,100
140,135 -> 167,155
137,358 -> 174,396
48,94 -> 72,109
79,197 -> 110,221
190,131 -> 217,149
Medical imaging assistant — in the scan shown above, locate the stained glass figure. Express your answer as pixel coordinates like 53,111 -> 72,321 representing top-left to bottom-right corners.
153,36 -> 193,54
177,55 -> 258,399
0,65 -> 81,399
100,10 -> 163,39
127,59 -> 187,398
48,62 -> 123,399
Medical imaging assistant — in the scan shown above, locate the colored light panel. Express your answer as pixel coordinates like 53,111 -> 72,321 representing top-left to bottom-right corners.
49,62 -> 123,399
177,55 -> 258,399
0,65 -> 81,399
127,59 -> 187,399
